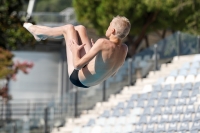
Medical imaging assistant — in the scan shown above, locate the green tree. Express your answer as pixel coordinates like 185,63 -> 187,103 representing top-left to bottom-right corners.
172,0 -> 200,35
73,0 -> 199,56
0,0 -> 35,50
0,0 -> 35,100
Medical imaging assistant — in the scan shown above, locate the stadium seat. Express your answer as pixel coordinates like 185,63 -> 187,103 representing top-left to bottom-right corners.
106,117 -> 116,126
86,119 -> 95,127
134,125 -> 143,132
194,113 -> 200,121
177,98 -> 186,105
81,126 -> 91,133
179,122 -> 189,131
145,124 -> 155,132
181,63 -> 190,70
168,98 -> 177,106
156,124 -> 166,132
112,109 -> 121,117
126,115 -> 138,124
160,114 -> 170,123
150,91 -> 159,99
122,124 -> 133,133
130,94 -> 138,101
160,90 -> 169,99
115,116 -> 126,125
101,126 -> 111,133
184,82 -> 193,89
164,106 -> 173,114
170,90 -> 179,98
143,107 -> 152,115
115,102 -> 125,110
153,107 -> 162,115
191,122 -> 200,131
191,62 -> 200,69
174,106 -> 184,114
121,108 -> 131,116
181,89 -> 190,97
185,105 -> 195,113
96,118 -> 106,126
139,115 -> 148,124
173,84 -> 182,90
171,114 -> 180,122
101,110 -> 111,118
182,113 -> 193,122
149,115 -> 159,123
188,97 -> 197,104
72,127 -> 82,133
152,84 -> 162,92
168,123 -> 177,132
147,99 -> 155,107
111,125 -> 122,133
126,100 -> 135,109
157,98 -> 166,106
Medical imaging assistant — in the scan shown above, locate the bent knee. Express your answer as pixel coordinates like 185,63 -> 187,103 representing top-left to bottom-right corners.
75,25 -> 86,32
63,24 -> 75,34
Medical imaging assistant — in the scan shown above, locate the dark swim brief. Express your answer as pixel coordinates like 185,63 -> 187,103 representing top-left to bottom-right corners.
69,69 -> 89,88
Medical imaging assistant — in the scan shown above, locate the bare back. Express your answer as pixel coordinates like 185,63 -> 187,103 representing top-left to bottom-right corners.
78,39 -> 128,86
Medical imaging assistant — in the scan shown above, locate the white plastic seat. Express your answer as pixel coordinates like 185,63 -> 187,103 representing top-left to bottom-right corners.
149,115 -> 159,123
182,113 -> 193,122
81,127 -> 91,133
91,126 -> 102,133
72,127 -> 82,133
160,114 -> 169,123
171,114 -> 180,122
185,75 -> 195,84
111,125 -> 122,133
175,75 -> 185,84
145,124 -> 155,132
168,123 -> 177,132
101,126 -> 111,133
179,122 -> 189,131
121,124 -> 133,133
165,76 -> 175,84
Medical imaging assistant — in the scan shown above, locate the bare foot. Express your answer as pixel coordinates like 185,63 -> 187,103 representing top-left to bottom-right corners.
23,23 -> 42,41
23,23 -> 48,41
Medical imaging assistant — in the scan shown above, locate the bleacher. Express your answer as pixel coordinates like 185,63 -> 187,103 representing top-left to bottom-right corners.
52,54 -> 200,133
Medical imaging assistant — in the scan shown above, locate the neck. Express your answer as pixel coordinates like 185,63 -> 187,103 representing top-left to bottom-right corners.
109,35 -> 122,45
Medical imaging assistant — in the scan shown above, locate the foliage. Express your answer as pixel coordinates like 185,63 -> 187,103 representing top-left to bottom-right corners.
0,0 -> 35,50
73,0 -> 200,56
0,0 -> 35,100
0,47 -> 34,100
34,0 -> 72,12
172,0 -> 200,35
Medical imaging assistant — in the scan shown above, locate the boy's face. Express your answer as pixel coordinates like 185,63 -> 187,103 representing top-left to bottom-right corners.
105,21 -> 115,38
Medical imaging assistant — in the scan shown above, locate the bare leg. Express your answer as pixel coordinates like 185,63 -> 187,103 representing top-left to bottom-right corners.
24,23 -> 92,75
75,25 -> 92,57
35,25 -> 64,39
24,23 -> 92,57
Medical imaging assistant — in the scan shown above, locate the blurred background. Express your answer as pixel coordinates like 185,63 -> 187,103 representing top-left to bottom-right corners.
0,0 -> 200,133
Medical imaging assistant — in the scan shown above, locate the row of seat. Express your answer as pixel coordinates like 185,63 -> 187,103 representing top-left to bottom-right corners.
70,55 -> 200,133
73,122 -> 200,133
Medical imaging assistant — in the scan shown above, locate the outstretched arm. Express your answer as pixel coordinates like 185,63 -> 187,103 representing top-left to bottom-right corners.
70,39 -> 104,70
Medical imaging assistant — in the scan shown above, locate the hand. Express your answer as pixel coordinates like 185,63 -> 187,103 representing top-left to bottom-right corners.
69,40 -> 86,54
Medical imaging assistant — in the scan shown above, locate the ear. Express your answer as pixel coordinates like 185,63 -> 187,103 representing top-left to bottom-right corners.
111,28 -> 116,35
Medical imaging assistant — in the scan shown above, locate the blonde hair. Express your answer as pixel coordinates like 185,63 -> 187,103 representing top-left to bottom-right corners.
112,16 -> 131,39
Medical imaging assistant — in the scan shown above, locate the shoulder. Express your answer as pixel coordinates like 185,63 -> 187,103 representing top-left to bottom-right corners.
93,38 -> 109,49
96,38 -> 108,44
